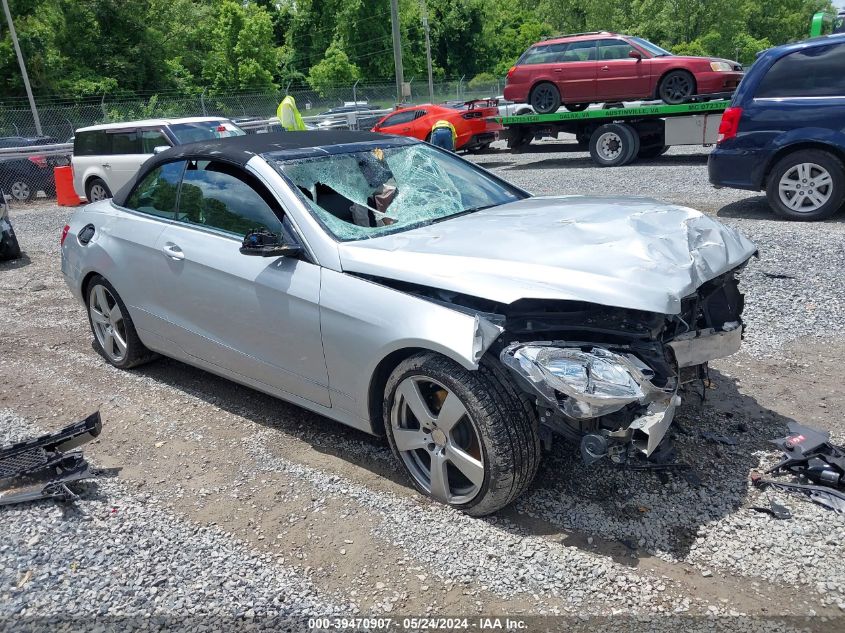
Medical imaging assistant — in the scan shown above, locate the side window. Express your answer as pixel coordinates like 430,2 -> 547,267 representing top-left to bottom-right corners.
125,161 -> 185,219
562,41 -> 598,62
597,39 -> 637,61
74,131 -> 110,156
381,110 -> 418,127
109,131 -> 141,154
519,43 -> 568,65
756,44 -> 845,98
178,160 -> 282,237
140,129 -> 171,153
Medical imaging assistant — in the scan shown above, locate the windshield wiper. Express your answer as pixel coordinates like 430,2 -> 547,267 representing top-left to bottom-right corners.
430,203 -> 500,225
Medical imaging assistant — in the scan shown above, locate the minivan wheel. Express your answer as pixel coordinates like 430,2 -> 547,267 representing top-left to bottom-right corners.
383,353 -> 540,516
529,82 -> 561,114
86,275 -> 156,369
86,178 -> 112,202
766,150 -> 845,221
658,70 -> 695,104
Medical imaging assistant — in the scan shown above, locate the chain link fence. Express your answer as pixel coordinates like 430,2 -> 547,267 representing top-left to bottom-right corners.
0,77 -> 505,207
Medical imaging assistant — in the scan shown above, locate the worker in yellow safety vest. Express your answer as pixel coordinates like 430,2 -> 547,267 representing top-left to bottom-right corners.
429,119 -> 457,151
277,95 -> 307,131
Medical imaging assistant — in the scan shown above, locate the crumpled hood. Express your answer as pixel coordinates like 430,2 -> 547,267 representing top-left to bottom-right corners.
337,196 -> 757,315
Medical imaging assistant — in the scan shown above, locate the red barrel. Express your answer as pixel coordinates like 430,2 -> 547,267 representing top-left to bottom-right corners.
54,166 -> 82,206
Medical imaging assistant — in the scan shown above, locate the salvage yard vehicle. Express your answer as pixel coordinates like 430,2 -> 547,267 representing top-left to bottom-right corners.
60,131 -> 756,515
709,33 -> 845,220
72,117 -> 245,203
503,31 -> 743,113
372,100 -> 502,151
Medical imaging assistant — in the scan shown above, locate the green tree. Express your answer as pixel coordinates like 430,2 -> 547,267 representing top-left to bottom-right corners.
307,41 -> 361,96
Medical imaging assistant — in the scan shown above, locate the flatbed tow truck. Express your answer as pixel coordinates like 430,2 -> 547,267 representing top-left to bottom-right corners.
495,96 -> 730,167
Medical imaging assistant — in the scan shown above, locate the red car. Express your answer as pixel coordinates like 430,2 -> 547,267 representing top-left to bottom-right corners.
504,31 -> 744,114
372,101 -> 502,151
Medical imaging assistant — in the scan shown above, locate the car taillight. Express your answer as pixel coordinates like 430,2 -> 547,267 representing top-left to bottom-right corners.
462,111 -> 482,120
60,224 -> 70,246
29,155 -> 47,168
717,107 -> 743,143
507,66 -> 517,79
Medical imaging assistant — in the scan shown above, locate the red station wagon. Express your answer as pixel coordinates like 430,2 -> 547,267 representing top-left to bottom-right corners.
504,31 -> 744,113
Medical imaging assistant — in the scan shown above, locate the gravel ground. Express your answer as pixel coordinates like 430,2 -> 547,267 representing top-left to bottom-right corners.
2,142 -> 845,630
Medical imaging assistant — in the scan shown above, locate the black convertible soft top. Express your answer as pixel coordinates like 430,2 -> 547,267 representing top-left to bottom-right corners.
112,131 -> 407,206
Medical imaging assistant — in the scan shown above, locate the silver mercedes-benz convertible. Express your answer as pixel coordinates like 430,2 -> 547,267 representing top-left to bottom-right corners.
61,131 -> 756,515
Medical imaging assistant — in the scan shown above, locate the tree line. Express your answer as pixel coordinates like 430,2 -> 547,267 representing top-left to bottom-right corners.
0,0 -> 833,100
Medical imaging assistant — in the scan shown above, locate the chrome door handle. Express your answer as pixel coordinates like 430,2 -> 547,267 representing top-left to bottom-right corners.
554,68 -> 564,72
601,66 -> 610,71
101,163 -> 111,168
161,243 -> 184,261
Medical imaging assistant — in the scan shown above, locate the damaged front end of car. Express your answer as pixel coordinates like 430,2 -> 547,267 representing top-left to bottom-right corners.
496,267 -> 748,465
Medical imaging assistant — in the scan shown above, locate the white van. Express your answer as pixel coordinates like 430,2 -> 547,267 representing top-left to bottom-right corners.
72,117 -> 244,201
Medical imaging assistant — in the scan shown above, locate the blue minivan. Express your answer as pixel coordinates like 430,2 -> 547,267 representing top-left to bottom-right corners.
708,34 -> 845,220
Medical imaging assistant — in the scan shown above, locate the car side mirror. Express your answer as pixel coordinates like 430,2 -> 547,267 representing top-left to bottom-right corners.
628,50 -> 643,61
240,229 -> 302,258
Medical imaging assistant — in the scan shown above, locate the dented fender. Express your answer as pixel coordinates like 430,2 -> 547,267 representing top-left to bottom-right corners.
319,268 -> 502,427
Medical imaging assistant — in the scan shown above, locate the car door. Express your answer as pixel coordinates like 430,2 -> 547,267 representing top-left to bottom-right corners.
553,40 -> 598,103
152,158 -> 330,406
374,109 -> 422,137
595,38 -> 652,100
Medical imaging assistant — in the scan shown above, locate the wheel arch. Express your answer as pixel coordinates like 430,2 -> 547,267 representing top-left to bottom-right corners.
528,79 -> 561,100
762,141 -> 845,188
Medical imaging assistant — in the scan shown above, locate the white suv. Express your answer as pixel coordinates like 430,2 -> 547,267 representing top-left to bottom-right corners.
72,117 -> 244,202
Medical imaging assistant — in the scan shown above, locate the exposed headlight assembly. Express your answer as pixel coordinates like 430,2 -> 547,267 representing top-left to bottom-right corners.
501,344 -> 666,419
710,61 -> 733,72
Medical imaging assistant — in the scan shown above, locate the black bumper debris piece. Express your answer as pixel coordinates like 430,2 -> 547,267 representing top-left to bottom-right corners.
0,412 -> 101,506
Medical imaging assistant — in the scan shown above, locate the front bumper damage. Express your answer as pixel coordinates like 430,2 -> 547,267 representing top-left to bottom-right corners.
498,285 -> 746,465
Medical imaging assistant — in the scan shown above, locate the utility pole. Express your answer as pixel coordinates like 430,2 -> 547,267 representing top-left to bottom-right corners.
389,0 -> 404,104
1,0 -> 42,136
421,0 -> 434,102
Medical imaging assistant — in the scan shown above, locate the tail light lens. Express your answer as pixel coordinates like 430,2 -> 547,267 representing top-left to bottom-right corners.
60,224 -> 70,246
29,155 -> 47,168
717,107 -> 743,144
507,66 -> 517,79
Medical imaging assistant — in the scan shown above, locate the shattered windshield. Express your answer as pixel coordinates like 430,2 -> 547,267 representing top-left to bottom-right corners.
270,143 -> 526,241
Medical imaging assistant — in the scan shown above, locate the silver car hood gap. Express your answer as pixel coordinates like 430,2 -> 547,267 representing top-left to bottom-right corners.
337,196 -> 756,315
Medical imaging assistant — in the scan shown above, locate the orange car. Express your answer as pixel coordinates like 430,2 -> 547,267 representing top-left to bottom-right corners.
372,100 -> 502,151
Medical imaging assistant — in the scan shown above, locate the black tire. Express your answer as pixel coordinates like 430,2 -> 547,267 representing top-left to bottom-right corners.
589,123 -> 639,167
638,144 -> 669,159
515,108 -> 533,116
85,178 -> 112,202
564,103 -> 589,112
0,226 -> 21,261
658,70 -> 696,105
765,149 -> 845,221
383,352 -> 540,516
85,274 -> 157,369
529,82 -> 561,114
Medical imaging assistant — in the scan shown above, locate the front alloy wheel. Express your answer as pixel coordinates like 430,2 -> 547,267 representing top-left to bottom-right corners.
383,353 -> 540,516
10,180 -> 32,202
391,375 -> 485,505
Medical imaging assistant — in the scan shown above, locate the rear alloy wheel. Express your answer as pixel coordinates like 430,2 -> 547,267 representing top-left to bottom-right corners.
589,123 -> 639,167
529,82 -> 561,114
86,275 -> 156,369
384,353 -> 540,516
564,103 -> 589,112
9,179 -> 33,202
658,70 -> 695,105
766,150 -> 845,221
86,178 -> 111,202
